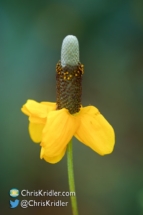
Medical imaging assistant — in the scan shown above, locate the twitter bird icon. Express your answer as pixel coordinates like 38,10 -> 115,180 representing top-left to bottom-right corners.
10,199 -> 19,208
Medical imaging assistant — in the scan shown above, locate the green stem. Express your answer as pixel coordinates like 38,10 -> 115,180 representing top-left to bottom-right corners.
67,139 -> 79,215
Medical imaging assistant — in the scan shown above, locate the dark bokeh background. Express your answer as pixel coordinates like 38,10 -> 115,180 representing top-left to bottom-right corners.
0,0 -> 143,214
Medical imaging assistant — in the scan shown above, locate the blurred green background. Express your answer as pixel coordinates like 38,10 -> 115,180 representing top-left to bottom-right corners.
0,0 -> 143,214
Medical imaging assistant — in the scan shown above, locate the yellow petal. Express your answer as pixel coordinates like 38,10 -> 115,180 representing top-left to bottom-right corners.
75,106 -> 115,155
29,122 -> 45,143
21,100 -> 47,117
41,108 -> 78,157
40,147 -> 67,164
41,102 -> 57,111
21,100 -> 56,123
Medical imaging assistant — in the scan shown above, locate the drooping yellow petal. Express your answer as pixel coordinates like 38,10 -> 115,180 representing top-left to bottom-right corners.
29,122 -> 45,143
75,106 -> 115,155
40,147 -> 67,164
41,102 -> 57,111
21,100 -> 56,143
41,108 -> 78,157
21,100 -> 48,117
21,100 -> 56,123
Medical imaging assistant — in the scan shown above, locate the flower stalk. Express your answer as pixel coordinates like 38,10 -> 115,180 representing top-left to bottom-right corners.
67,139 -> 79,215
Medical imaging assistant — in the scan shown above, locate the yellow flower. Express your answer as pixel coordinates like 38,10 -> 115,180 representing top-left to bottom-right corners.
21,35 -> 115,164
21,100 -> 115,164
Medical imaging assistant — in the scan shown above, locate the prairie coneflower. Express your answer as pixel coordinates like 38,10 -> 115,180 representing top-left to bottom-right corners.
21,35 -> 115,163
21,35 -> 115,215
